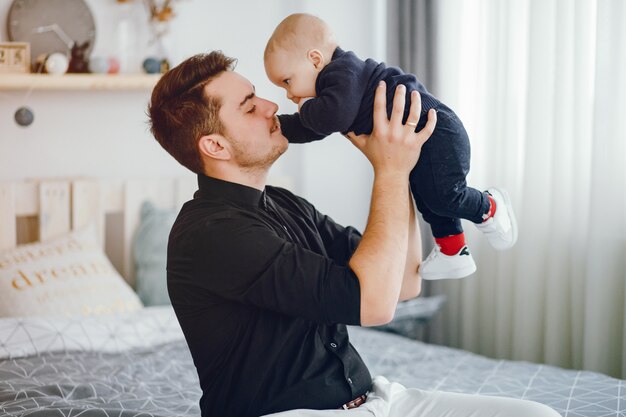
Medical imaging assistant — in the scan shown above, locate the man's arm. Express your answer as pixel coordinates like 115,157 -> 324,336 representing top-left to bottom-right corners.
295,184 -> 420,298
346,83 -> 436,326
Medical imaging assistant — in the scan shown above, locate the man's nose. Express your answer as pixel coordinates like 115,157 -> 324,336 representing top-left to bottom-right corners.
259,98 -> 278,117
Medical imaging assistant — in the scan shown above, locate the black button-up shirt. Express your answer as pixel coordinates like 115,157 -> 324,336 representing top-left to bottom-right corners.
167,174 -> 372,417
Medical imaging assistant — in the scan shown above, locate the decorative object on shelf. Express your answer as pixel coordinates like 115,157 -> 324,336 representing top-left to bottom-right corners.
141,56 -> 170,74
7,0 -> 96,72
146,0 -> 176,23
0,42 -> 30,73
14,106 -> 34,127
108,57 -> 121,74
114,0 -> 145,73
29,24 -> 72,73
43,52 -> 69,75
88,56 -> 109,74
113,0 -> 178,74
144,0 -> 179,74
67,41 -> 90,73
142,57 -> 161,74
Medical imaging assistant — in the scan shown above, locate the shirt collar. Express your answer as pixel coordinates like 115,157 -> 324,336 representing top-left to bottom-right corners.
196,174 -> 265,207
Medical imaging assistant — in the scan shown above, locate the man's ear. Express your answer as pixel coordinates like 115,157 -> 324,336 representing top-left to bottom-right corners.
307,49 -> 325,70
198,134 -> 231,161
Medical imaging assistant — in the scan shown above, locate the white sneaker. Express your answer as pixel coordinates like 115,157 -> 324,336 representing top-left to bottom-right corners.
420,245 -> 477,280
475,188 -> 518,250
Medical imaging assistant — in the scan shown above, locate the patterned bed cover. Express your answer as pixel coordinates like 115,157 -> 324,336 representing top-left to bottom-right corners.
0,307 -> 623,416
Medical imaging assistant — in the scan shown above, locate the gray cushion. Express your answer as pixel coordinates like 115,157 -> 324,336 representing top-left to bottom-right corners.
374,294 -> 446,339
133,202 -> 176,306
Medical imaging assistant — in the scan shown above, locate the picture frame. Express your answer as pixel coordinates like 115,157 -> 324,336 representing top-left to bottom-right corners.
0,42 -> 31,73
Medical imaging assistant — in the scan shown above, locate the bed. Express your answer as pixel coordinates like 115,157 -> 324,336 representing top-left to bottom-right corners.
1,178 -> 624,417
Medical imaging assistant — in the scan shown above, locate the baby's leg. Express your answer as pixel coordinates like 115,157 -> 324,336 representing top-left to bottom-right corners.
411,108 -> 517,274
410,109 -> 487,280
411,186 -> 476,280
411,186 -> 463,238
410,109 -> 490,227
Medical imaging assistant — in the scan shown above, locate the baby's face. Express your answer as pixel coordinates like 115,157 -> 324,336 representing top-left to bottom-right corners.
265,50 -> 319,105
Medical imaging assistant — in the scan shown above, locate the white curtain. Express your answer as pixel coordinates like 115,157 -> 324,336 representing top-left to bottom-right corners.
427,0 -> 626,378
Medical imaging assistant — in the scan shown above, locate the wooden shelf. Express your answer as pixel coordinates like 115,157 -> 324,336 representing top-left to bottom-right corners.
0,73 -> 161,91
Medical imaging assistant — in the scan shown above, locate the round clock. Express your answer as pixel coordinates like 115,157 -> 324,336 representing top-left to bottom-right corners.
7,0 -> 96,70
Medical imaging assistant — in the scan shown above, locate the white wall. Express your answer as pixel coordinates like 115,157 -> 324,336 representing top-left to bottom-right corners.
0,0 -> 386,231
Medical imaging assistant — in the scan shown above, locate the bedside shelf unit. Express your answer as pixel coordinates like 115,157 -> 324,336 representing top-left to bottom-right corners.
0,74 -> 161,91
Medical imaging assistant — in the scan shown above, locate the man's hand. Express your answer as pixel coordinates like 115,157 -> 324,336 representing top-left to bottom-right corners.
346,81 -> 437,176
346,81 -> 436,327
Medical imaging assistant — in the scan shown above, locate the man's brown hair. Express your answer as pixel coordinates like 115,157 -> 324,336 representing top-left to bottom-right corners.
148,51 -> 237,174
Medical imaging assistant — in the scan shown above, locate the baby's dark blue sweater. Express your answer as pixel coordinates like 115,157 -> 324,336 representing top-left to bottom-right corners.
277,47 -> 442,143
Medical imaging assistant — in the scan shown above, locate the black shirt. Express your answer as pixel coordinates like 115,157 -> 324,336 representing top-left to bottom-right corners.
278,47 -> 442,142
167,174 -> 372,417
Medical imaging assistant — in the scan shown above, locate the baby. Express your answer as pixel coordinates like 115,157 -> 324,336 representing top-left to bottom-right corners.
264,13 -> 518,280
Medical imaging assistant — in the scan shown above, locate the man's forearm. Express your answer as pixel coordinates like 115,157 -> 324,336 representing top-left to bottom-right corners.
399,194 -> 422,301
345,83 -> 437,326
349,172 -> 410,326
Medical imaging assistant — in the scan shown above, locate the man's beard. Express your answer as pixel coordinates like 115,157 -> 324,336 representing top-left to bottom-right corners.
229,136 -> 288,173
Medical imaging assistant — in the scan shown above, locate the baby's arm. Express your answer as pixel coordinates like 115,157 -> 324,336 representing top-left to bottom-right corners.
277,113 -> 327,144
298,65 -> 365,135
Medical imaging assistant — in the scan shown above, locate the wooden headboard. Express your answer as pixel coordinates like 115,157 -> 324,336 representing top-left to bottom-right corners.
0,175 -> 294,288
0,177 -> 196,288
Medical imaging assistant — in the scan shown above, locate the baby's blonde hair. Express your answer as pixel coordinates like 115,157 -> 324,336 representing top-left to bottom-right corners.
264,13 -> 337,61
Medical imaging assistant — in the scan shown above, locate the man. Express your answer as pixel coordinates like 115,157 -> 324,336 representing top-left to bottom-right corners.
148,52 -> 559,417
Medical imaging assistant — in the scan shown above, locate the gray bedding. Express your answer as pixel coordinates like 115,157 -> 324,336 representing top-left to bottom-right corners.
0,342 -> 198,417
0,307 -> 623,416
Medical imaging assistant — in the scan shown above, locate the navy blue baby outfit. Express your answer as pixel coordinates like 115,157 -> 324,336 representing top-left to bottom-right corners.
277,47 -> 490,238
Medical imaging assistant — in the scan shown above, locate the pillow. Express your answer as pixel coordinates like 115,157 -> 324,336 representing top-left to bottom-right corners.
133,201 -> 176,306
373,294 -> 447,340
0,225 -> 143,318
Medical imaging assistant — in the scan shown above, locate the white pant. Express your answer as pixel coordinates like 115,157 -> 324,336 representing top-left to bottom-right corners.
267,376 -> 561,417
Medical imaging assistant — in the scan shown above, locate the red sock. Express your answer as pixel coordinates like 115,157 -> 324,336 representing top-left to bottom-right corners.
482,195 -> 497,222
435,233 -> 466,255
